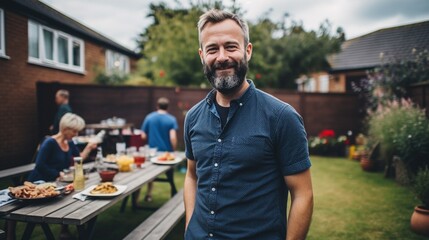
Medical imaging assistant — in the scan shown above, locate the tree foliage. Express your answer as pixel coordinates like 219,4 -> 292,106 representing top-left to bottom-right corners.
132,1 -> 343,89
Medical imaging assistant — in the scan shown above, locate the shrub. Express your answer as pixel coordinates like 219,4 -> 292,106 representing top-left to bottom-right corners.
413,167 -> 429,208
367,99 -> 429,175
308,129 -> 347,156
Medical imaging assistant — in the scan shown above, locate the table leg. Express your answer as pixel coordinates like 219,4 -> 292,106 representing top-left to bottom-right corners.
165,168 -> 177,197
21,223 -> 35,240
77,216 -> 97,240
5,220 -> 16,240
40,223 -> 55,240
120,196 -> 129,213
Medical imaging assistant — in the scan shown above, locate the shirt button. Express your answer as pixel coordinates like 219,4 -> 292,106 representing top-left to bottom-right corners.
210,210 -> 215,214
209,233 -> 214,237
217,139 -> 222,143
239,102 -> 243,106
214,163 -> 218,167
211,187 -> 216,191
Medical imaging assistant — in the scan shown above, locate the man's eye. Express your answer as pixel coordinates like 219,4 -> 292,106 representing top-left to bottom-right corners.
207,48 -> 217,54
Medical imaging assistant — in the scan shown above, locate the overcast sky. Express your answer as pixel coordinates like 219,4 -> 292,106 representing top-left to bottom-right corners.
40,0 -> 429,51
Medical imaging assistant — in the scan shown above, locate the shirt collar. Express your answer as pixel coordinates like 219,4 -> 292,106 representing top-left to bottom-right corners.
205,79 -> 255,107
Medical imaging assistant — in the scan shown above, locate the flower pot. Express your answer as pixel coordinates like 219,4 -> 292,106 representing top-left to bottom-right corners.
360,156 -> 374,172
410,206 -> 429,236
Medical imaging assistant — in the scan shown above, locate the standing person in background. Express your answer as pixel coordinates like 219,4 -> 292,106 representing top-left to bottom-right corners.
183,9 -> 313,239
51,89 -> 72,134
137,97 -> 178,203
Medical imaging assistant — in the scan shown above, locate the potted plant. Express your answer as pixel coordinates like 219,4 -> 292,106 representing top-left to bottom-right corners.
410,167 -> 429,236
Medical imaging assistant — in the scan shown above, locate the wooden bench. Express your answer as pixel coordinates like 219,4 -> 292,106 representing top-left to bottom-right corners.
0,229 -> 5,240
0,163 -> 35,185
123,189 -> 185,240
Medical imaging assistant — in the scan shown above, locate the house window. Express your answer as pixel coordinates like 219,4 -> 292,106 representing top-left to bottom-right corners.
304,78 -> 316,92
0,8 -> 5,57
28,20 -> 84,73
106,49 -> 129,76
319,75 -> 329,93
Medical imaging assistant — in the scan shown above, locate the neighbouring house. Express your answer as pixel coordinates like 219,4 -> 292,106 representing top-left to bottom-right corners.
297,20 -> 429,93
0,0 -> 140,169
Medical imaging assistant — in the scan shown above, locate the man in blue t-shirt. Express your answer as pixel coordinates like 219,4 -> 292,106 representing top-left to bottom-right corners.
139,97 -> 178,202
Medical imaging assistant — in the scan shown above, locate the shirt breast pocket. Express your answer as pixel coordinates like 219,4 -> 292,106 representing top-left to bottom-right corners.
227,136 -> 271,173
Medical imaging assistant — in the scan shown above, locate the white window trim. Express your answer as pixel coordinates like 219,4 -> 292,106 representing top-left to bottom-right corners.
105,49 -> 130,76
0,8 -> 10,59
319,75 -> 329,93
28,20 -> 85,74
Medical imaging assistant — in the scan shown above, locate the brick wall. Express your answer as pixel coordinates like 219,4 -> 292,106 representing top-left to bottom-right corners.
0,10 -> 137,169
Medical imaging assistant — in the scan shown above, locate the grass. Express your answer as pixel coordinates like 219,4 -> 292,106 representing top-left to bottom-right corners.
2,156 -> 427,239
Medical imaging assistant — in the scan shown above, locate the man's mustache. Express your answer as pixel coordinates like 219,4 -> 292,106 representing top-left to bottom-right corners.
212,61 -> 237,70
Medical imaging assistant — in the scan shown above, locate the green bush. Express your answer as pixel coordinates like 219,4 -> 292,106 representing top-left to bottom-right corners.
414,167 -> 429,208
367,99 -> 429,175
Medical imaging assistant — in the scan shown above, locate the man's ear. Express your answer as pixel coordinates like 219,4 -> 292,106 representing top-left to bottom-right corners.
246,43 -> 253,61
198,48 -> 204,65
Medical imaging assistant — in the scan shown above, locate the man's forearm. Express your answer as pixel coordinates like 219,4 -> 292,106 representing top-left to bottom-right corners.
184,166 -> 197,229
286,195 -> 313,240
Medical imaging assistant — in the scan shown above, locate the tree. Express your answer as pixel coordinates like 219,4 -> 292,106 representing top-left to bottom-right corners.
133,2 -> 343,89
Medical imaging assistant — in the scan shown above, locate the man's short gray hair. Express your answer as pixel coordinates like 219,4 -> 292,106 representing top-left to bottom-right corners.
56,89 -> 69,99
59,113 -> 85,132
198,9 -> 250,48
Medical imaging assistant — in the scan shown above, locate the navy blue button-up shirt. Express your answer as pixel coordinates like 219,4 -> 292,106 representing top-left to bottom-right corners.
184,80 -> 311,239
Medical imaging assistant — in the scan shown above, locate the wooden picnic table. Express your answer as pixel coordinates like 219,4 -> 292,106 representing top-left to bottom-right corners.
0,152 -> 186,240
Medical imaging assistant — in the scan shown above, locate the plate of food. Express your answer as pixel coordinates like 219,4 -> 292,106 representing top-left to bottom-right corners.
8,181 -> 62,201
104,154 -> 118,164
150,152 -> 183,165
81,182 -> 126,197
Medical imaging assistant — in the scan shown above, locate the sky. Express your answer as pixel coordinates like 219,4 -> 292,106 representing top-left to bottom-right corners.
40,0 -> 429,51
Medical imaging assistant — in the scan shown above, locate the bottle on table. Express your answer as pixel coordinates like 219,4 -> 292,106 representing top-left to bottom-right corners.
73,157 -> 85,191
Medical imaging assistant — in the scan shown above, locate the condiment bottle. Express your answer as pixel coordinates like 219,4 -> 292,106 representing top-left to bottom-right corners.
94,147 -> 104,172
73,157 -> 85,191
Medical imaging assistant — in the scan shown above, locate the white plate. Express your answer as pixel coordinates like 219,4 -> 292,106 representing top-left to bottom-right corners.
81,184 -> 127,197
150,157 -> 183,165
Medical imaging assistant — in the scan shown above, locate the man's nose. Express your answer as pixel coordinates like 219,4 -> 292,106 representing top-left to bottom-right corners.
217,48 -> 229,62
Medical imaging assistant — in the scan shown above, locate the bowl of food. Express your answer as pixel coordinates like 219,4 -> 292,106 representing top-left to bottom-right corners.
99,169 -> 118,182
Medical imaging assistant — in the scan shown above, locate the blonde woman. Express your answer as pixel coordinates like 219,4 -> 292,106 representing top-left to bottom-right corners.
28,113 -> 97,182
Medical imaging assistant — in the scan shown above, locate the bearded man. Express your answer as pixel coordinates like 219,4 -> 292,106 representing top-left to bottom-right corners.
183,9 -> 314,240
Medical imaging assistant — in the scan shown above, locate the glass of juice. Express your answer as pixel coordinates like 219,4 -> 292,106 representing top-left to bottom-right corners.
134,153 -> 146,168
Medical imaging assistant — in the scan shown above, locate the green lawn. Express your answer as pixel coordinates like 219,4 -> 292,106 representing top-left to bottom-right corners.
2,156 -> 427,239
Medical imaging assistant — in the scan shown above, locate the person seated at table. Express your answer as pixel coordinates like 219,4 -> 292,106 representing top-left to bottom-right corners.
28,113 -> 97,182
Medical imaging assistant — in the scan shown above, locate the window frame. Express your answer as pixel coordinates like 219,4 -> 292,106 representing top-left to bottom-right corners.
0,8 -> 6,58
28,20 -> 85,74
105,49 -> 130,76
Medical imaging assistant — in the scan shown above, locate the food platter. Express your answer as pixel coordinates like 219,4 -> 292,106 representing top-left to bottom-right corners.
150,157 -> 183,165
8,191 -> 61,202
81,184 -> 127,197
8,182 -> 62,202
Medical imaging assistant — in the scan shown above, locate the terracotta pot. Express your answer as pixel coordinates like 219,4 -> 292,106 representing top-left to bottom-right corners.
360,156 -> 374,172
410,206 -> 429,236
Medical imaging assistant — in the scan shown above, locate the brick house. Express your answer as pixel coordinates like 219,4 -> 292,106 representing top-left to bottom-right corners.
297,20 -> 429,93
0,0 -> 140,169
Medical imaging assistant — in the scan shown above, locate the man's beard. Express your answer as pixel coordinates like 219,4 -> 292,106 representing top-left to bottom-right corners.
203,54 -> 248,95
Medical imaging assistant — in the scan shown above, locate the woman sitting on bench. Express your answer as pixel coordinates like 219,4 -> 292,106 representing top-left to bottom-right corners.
27,113 -> 97,182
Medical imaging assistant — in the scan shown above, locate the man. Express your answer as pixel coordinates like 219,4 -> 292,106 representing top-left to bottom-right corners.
183,9 -> 313,239
139,97 -> 178,202
51,89 -> 72,134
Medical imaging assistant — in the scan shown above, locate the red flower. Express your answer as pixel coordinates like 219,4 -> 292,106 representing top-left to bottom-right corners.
319,129 -> 335,138
159,70 -> 165,78
255,73 -> 262,79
